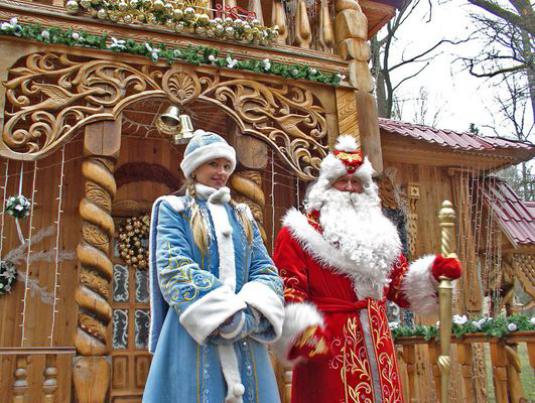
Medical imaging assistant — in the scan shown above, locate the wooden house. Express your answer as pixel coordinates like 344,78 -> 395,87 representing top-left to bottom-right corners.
0,1 -> 533,402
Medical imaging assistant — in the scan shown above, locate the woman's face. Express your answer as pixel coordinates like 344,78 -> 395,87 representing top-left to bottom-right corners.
331,174 -> 364,193
193,158 -> 233,189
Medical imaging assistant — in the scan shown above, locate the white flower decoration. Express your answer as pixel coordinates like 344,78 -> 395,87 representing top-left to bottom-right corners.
41,30 -> 50,40
389,321 -> 399,330
145,43 -> 160,62
262,58 -> 271,71
453,314 -> 468,325
109,37 -> 126,51
310,68 -> 317,74
530,317 -> 535,326
226,56 -> 238,69
72,32 -> 80,40
336,73 -> 346,81
208,54 -> 216,63
507,323 -> 517,332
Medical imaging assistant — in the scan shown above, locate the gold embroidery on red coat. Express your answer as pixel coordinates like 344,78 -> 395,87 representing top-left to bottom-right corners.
368,300 -> 404,403
330,316 -> 374,403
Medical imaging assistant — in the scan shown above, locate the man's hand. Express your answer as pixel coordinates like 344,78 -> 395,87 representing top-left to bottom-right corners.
431,255 -> 462,281
288,325 -> 330,362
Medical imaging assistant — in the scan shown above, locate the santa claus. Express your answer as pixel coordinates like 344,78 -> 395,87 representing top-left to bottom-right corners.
273,135 -> 461,403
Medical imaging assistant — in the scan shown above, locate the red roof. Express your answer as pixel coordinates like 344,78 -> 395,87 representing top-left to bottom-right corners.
379,118 -> 535,152
476,178 -> 535,247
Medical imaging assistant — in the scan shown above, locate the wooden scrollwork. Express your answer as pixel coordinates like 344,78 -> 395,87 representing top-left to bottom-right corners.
1,51 -> 329,179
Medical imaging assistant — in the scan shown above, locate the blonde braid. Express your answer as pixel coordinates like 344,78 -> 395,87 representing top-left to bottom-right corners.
231,201 -> 254,245
186,181 -> 210,254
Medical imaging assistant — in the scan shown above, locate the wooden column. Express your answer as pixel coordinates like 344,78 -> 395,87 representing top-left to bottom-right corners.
505,344 -> 526,402
489,341 -> 508,403
73,119 -> 121,403
42,354 -> 58,403
427,342 -> 441,401
12,355 -> 29,403
294,0 -> 312,48
335,0 -> 382,174
272,0 -> 288,45
402,344 -> 417,402
457,343 -> 474,403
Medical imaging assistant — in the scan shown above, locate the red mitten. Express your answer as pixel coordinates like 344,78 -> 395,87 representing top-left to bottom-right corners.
288,325 -> 330,362
431,254 -> 462,281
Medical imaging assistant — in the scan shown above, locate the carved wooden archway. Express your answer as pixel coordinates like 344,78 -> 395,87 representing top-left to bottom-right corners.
1,51 -> 331,180
0,48 -> 336,402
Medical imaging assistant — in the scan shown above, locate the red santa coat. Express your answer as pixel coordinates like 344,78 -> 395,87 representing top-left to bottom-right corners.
273,209 -> 439,403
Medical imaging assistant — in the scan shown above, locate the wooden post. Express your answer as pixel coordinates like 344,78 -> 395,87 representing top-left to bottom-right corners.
504,344 -> 526,402
294,0 -> 312,48
12,355 -> 28,403
248,0 -> 264,25
438,200 -> 456,403
457,342 -> 474,403
402,344 -> 417,402
319,0 -> 335,52
334,0 -> 383,174
271,0 -> 288,45
427,342 -> 442,401
489,341 -> 509,403
73,118 -> 121,403
42,354 -> 58,403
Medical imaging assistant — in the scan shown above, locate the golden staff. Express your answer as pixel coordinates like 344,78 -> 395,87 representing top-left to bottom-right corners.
437,200 -> 457,403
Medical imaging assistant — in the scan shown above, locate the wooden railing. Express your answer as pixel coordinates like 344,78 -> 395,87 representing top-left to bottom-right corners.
396,332 -> 535,403
0,347 -> 76,403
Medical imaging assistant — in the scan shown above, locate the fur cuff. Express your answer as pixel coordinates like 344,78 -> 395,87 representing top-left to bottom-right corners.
401,255 -> 439,315
179,285 -> 246,344
272,302 -> 324,365
238,281 -> 284,342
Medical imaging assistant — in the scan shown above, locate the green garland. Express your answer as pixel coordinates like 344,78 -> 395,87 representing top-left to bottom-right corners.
390,313 -> 535,341
0,17 -> 344,86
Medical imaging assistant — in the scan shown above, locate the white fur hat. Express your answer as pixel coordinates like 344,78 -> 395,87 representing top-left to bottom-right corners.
180,129 -> 237,179
305,135 -> 375,211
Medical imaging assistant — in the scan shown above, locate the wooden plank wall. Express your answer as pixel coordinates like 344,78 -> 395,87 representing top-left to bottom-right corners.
0,137 -> 84,402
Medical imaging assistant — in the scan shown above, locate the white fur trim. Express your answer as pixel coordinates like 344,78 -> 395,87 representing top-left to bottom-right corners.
283,208 -> 357,272
238,281 -> 284,341
335,134 -> 359,152
272,302 -> 324,365
207,201 -> 235,290
180,142 -> 237,179
318,154 -> 347,182
179,285 -> 246,344
353,157 -> 374,186
153,195 -> 186,213
401,254 -> 439,315
218,344 -> 244,403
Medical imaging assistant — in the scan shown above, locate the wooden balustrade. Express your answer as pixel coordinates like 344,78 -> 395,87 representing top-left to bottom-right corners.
395,332 -> 535,403
0,347 -> 75,402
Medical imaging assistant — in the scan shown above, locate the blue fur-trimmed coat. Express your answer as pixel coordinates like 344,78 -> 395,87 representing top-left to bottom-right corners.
143,185 -> 284,403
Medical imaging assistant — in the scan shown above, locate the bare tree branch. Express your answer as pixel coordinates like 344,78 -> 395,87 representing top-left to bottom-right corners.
467,0 -> 535,36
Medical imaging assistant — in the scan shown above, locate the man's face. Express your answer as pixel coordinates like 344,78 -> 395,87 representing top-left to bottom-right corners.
331,174 -> 364,193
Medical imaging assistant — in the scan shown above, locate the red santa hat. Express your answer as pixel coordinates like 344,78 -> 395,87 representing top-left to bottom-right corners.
305,135 -> 376,211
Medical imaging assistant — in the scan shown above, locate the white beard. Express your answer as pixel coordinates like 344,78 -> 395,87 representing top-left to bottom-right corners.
318,186 -> 402,299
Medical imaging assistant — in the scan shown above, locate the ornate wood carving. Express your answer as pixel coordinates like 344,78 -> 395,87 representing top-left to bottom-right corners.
294,0 -> 311,49
271,0 -> 288,45
230,170 -> 267,242
42,355 -> 58,403
513,253 -> 535,303
73,119 -> 120,403
1,51 -> 329,179
12,355 -> 29,403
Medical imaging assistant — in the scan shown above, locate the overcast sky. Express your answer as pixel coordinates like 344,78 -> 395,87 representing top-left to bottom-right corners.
384,0 -> 532,139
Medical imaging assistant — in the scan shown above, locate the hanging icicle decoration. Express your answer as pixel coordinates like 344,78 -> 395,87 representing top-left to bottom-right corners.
20,161 -> 38,347
0,160 -> 9,258
49,145 -> 66,345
